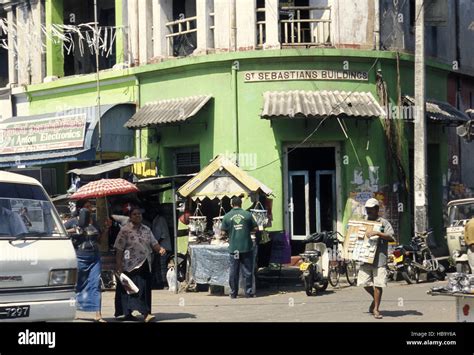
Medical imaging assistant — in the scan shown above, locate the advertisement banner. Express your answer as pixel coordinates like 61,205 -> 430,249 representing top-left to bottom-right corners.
0,114 -> 87,155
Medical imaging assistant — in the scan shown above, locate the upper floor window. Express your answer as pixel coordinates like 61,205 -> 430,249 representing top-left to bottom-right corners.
279,0 -> 332,47
63,0 -> 116,76
167,0 -> 197,57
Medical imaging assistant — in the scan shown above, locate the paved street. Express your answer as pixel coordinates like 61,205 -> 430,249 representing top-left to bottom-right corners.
76,270 -> 455,323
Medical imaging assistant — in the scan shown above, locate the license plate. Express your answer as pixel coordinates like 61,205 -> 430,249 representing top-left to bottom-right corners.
0,305 -> 30,319
394,255 -> 404,263
299,262 -> 311,271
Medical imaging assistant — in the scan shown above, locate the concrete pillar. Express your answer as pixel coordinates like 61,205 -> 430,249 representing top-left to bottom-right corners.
195,0 -> 213,54
414,0 -> 428,234
45,0 -> 64,78
264,0 -> 280,49
30,0 -> 46,84
5,5 -> 17,86
152,0 -> 173,58
16,3 -> 30,85
115,0 -> 128,66
127,0 -> 139,66
236,0 -> 256,51
138,0 -> 153,65
214,0 -> 231,52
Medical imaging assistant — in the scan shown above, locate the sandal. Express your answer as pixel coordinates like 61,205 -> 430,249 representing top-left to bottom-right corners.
94,318 -> 107,323
144,314 -> 156,323
373,312 -> 383,319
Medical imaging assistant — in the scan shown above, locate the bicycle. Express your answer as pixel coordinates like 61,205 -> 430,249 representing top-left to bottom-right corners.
325,231 -> 358,288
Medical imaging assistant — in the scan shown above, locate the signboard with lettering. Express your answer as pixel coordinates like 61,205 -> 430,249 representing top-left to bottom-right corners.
244,70 -> 369,83
0,114 -> 87,155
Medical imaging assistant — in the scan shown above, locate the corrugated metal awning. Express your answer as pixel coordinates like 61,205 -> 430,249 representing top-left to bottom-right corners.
67,156 -> 149,176
124,95 -> 212,128
403,96 -> 470,123
261,90 -> 386,119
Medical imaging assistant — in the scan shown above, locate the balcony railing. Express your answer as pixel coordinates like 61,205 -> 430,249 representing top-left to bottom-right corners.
166,15 -> 197,57
280,6 -> 332,46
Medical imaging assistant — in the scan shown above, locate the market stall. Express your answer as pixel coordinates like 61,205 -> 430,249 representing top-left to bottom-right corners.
428,273 -> 474,322
176,155 -> 273,294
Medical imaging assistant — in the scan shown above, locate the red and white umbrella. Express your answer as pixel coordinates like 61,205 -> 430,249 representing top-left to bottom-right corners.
70,178 -> 139,200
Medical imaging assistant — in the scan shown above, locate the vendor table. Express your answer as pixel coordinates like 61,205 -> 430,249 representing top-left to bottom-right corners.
189,244 -> 257,294
428,291 -> 474,322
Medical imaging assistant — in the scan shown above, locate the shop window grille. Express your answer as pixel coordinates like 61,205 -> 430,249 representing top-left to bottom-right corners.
176,151 -> 200,174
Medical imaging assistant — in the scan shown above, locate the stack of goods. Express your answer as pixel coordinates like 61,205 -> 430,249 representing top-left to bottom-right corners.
431,273 -> 474,294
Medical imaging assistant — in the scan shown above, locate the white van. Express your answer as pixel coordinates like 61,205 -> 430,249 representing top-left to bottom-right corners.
0,171 -> 77,322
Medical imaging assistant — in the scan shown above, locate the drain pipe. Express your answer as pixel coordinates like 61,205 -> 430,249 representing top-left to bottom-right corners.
232,60 -> 240,166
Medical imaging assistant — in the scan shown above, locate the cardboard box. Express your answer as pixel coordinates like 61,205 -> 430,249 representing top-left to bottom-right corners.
343,220 -> 383,264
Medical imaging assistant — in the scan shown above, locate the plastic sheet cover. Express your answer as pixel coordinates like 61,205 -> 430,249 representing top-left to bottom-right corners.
189,244 -> 257,286
190,245 -> 232,286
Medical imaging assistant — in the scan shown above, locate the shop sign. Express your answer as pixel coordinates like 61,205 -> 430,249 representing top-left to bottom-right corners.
0,114 -> 87,155
244,70 -> 369,83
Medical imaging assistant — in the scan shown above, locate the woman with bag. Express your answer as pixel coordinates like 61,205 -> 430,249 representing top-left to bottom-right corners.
74,199 -> 110,322
114,207 -> 166,322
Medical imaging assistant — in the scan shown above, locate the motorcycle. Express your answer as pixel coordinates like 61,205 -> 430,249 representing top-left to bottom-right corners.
393,230 -> 446,284
299,232 -> 330,296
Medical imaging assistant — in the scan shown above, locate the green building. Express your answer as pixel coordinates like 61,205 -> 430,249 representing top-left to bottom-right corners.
1,0 -> 473,253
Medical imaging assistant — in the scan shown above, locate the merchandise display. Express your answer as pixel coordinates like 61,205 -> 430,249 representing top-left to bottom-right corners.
343,220 -> 383,264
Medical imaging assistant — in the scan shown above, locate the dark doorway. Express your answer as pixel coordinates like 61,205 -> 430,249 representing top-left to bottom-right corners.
287,147 -> 336,255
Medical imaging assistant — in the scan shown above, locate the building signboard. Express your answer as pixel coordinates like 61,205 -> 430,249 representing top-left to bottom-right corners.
0,114 -> 87,155
244,70 -> 369,83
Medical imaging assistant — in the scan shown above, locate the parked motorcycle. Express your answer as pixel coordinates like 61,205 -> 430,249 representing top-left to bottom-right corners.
299,232 -> 330,296
393,230 -> 446,284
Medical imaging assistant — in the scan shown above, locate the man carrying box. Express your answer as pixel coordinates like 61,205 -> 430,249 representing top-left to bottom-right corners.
357,198 -> 395,319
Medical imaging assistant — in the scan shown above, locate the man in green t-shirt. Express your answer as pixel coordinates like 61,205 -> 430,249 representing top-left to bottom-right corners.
221,196 -> 258,299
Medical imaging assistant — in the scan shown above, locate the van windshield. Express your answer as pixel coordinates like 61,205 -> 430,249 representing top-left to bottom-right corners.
448,203 -> 474,226
0,182 -> 67,239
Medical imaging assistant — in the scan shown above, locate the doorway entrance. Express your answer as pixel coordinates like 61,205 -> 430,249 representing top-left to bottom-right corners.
285,145 -> 340,254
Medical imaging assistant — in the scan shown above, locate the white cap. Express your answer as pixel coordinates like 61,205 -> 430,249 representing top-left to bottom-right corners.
364,198 -> 380,208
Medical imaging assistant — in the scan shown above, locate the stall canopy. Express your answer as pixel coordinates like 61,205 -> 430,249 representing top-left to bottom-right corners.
177,155 -> 273,201
68,156 -> 149,177
261,90 -> 386,119
124,95 -> 212,128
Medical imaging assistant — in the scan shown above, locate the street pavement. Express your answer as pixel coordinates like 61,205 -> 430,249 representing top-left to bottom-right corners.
75,268 -> 455,323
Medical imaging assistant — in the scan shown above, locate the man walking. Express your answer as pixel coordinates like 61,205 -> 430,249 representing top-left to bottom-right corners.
357,198 -> 395,319
221,196 -> 258,299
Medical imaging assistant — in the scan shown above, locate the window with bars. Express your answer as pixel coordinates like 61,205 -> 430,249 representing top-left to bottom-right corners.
174,149 -> 200,174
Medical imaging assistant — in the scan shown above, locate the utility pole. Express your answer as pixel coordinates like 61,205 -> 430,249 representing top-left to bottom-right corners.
94,0 -> 103,164
414,0 -> 428,233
